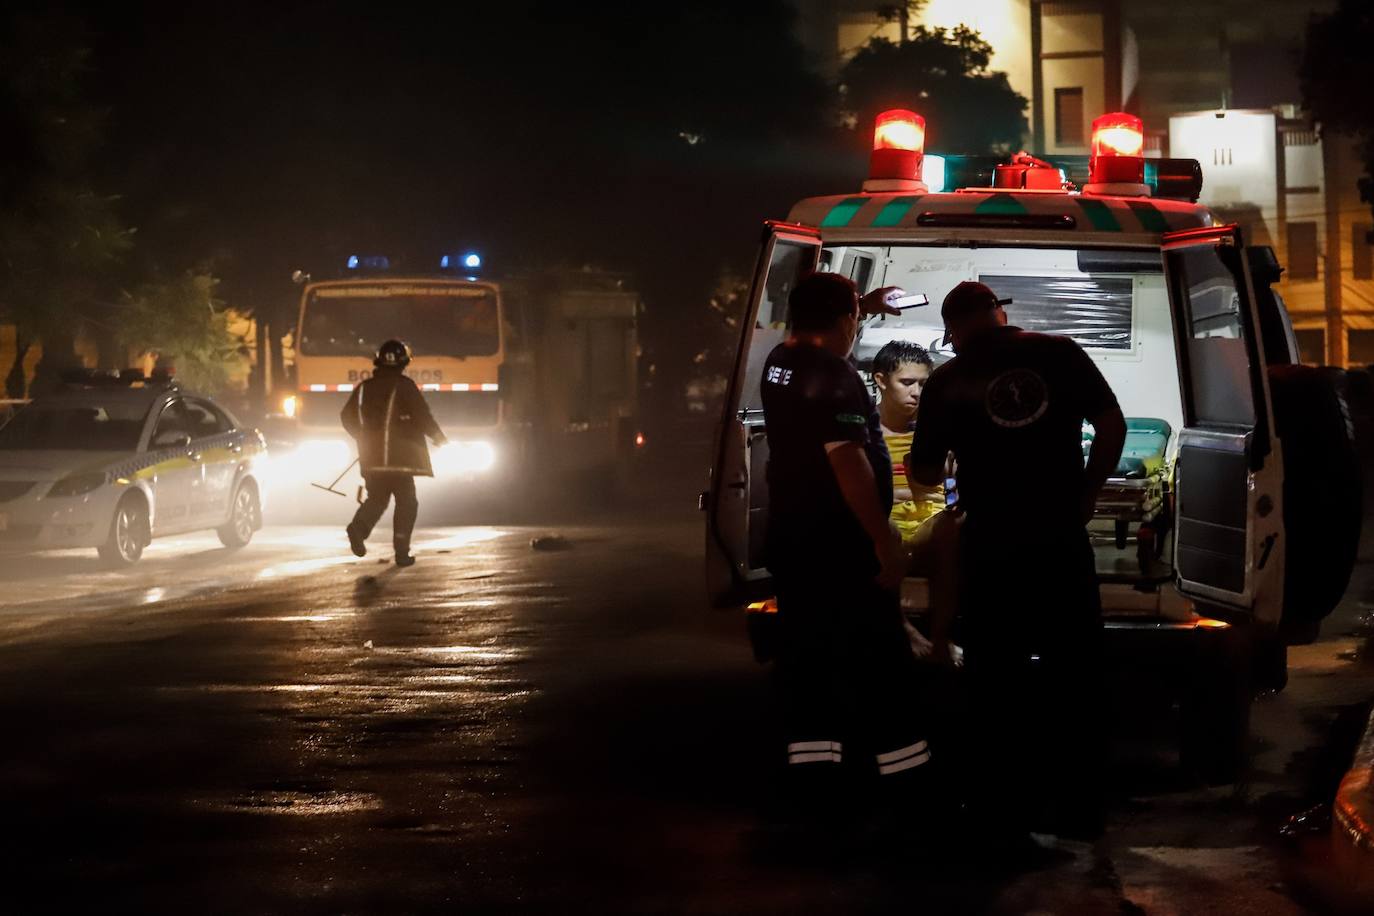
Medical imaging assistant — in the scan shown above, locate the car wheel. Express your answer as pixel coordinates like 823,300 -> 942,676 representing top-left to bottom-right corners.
97,495 -> 149,566
217,483 -> 259,549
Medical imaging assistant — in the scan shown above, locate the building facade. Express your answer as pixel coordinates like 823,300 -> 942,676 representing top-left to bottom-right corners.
793,0 -> 1370,366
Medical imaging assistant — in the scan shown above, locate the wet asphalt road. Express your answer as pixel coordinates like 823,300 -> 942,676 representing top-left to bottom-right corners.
2,506 -> 1374,914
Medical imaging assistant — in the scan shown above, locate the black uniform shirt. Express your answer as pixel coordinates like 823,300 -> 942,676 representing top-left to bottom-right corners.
909,326 -> 1118,528
760,341 -> 892,578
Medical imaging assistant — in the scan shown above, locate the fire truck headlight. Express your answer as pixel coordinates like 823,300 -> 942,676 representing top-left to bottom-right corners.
434,440 -> 497,475
280,394 -> 298,419
297,438 -> 353,468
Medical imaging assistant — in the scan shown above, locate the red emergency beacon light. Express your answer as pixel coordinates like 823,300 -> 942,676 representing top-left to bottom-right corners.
1089,112 -> 1146,186
866,109 -> 927,192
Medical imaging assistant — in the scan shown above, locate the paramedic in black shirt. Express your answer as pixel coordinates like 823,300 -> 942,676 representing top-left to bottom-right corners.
908,280 -> 1126,843
760,271 -> 931,831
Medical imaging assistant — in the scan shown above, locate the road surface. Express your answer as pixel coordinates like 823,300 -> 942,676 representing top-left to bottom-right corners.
1,510 -> 1372,913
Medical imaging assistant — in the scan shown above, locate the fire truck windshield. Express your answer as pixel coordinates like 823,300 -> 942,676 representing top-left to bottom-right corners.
299,286 -> 500,358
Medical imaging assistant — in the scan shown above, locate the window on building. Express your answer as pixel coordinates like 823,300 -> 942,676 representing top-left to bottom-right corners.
1287,221 -> 1319,280
1055,87 -> 1084,147
1349,329 -> 1374,366
1294,328 -> 1325,365
1353,222 -> 1373,281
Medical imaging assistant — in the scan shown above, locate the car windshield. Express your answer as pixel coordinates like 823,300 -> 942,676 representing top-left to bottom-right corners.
0,400 -> 150,451
300,285 -> 500,358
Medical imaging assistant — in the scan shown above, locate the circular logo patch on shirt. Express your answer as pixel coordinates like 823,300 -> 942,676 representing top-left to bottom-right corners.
985,368 -> 1049,428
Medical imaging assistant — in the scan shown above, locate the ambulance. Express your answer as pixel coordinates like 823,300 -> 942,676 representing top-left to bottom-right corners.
704,110 -> 1362,781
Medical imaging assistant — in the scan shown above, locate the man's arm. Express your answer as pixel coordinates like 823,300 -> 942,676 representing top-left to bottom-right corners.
827,442 -> 904,590
906,454 -> 945,489
1081,406 -> 1126,525
1067,339 -> 1125,526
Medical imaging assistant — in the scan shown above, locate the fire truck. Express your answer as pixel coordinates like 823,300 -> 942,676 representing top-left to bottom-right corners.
704,110 -> 1361,781
278,255 -> 640,503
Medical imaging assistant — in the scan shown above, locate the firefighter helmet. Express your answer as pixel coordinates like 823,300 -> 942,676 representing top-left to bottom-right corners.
374,339 -> 412,368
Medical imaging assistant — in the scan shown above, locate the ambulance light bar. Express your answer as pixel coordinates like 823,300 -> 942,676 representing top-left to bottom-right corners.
873,109 -> 925,152
859,111 -> 1201,203
866,109 -> 927,192
993,152 -> 1068,191
933,153 -> 1201,202
346,255 -> 391,271
1144,158 -> 1204,203
1088,112 -> 1146,191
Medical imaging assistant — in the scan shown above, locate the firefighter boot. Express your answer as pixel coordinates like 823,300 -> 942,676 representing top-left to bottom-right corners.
346,524 -> 367,558
394,536 -> 415,567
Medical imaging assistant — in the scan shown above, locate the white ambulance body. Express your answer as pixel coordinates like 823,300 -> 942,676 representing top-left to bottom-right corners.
705,111 -> 1361,781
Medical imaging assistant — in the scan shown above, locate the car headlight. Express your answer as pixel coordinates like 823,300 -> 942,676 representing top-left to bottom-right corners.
46,471 -> 108,498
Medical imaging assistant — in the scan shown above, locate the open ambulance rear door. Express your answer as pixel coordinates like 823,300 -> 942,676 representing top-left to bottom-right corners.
705,222 -> 820,607
1162,225 -> 1284,626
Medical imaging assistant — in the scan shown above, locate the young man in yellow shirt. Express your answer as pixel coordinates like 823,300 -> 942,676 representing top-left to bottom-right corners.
872,340 -> 959,665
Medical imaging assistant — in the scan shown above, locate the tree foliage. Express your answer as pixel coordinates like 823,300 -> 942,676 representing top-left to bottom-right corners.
840,28 -> 1028,154
0,10 -> 133,395
0,10 -> 244,399
116,271 -> 245,396
1300,0 -> 1374,196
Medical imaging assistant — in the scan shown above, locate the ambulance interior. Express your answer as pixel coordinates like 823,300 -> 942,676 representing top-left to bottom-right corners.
818,243 -> 1207,588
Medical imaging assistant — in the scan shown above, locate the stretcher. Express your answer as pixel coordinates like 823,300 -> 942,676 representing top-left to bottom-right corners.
1085,417 -> 1173,569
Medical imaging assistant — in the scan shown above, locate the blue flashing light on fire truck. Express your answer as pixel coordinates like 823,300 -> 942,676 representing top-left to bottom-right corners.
705,107 -> 1361,782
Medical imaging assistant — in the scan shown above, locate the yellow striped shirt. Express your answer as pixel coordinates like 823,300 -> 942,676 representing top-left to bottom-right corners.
883,427 -> 946,541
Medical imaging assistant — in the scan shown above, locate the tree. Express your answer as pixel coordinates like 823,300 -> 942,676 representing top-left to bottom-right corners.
115,270 -> 246,396
840,27 -> 1029,155
0,10 -> 133,396
1300,0 -> 1374,222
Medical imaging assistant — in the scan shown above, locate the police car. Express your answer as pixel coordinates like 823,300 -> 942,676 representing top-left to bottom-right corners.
0,372 -> 268,564
705,110 -> 1362,781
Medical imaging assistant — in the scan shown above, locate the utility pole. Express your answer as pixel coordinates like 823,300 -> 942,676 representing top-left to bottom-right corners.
898,3 -> 909,44
1323,132 -> 1347,367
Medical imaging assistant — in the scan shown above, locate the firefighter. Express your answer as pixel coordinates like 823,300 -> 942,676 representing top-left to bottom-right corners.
760,272 -> 932,831
907,281 -> 1126,842
341,339 -> 448,566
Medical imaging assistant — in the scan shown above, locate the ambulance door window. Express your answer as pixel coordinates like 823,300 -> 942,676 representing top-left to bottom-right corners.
1171,247 -> 1257,429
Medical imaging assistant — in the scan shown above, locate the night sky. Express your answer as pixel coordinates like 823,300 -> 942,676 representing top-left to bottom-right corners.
50,0 -> 860,379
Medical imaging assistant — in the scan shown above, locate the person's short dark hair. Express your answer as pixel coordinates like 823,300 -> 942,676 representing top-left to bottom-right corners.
789,272 -> 858,333
872,340 -> 933,376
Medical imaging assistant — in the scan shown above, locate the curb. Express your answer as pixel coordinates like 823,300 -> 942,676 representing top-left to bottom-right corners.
1333,704 -> 1374,882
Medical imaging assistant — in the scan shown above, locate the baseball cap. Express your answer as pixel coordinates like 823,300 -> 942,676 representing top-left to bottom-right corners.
941,281 -> 1012,344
